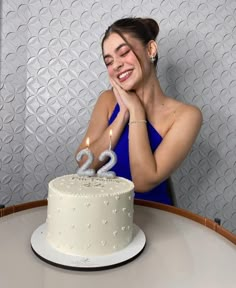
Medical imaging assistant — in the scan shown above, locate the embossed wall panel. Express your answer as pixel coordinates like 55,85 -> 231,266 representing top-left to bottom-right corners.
0,0 -> 27,204
0,0 -> 236,232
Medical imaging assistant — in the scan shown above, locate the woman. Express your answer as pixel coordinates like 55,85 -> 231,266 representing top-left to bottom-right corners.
75,17 -> 202,205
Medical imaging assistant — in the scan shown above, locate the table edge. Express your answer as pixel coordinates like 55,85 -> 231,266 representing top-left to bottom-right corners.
0,199 -> 235,245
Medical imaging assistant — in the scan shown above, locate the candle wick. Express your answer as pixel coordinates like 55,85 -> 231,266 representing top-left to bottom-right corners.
109,136 -> 112,150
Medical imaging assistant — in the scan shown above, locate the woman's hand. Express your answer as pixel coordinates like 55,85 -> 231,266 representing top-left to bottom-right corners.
110,78 -> 128,113
110,78 -> 138,109
110,78 -> 146,122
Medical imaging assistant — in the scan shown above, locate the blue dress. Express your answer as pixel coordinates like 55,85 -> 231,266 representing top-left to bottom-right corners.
108,104 -> 173,205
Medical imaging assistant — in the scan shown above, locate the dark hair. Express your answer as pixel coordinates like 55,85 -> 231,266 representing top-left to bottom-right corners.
101,17 -> 159,66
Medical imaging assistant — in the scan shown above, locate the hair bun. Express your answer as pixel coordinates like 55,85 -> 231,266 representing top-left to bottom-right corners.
141,18 -> 159,40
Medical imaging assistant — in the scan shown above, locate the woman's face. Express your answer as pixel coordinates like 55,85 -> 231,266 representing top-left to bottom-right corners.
103,33 -> 149,91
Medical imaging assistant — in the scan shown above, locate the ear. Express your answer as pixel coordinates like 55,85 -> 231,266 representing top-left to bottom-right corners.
147,40 -> 158,58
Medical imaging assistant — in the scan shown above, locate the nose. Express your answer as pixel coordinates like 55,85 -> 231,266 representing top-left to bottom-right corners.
113,58 -> 123,71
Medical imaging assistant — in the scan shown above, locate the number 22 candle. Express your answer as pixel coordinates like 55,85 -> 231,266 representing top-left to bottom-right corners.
97,129 -> 117,178
76,137 -> 95,176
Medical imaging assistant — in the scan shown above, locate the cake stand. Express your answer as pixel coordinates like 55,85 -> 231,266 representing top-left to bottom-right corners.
31,223 -> 146,271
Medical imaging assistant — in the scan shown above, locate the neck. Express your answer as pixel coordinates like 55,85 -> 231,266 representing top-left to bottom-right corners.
134,72 -> 166,108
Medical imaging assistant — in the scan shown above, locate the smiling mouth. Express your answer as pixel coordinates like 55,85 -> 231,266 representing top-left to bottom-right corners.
118,70 -> 132,81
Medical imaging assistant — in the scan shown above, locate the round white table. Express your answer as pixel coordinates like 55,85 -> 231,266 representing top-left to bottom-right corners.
0,201 -> 235,288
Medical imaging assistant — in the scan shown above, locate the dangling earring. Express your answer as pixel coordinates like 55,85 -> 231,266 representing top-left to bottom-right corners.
150,55 -> 156,63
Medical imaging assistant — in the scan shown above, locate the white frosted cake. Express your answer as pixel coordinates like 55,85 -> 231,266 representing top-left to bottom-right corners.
46,174 -> 135,256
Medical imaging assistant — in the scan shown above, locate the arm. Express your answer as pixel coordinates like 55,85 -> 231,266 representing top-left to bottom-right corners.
109,79 -> 202,192
75,90 -> 128,170
128,105 -> 203,192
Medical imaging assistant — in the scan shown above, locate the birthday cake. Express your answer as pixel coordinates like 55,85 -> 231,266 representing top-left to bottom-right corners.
46,174 -> 135,256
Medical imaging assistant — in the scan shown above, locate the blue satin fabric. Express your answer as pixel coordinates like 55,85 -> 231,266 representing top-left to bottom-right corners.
108,104 -> 173,205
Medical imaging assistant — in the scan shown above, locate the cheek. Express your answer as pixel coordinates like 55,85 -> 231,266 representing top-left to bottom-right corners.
107,66 -> 114,77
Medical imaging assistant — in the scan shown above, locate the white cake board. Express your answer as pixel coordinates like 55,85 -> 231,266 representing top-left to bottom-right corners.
31,223 -> 146,271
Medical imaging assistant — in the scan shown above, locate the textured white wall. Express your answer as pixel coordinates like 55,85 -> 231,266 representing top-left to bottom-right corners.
0,0 -> 236,232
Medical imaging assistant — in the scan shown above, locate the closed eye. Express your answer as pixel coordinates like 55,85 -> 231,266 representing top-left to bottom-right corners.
104,56 -> 113,66
120,49 -> 130,57
105,60 -> 113,67
104,48 -> 130,66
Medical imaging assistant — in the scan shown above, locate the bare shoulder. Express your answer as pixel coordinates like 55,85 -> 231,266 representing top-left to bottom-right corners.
177,101 -> 202,125
97,89 -> 116,106
168,98 -> 203,138
96,89 -> 117,116
165,97 -> 202,122
81,90 -> 117,145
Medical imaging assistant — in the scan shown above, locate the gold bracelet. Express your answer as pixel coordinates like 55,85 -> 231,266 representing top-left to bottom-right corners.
128,120 -> 147,125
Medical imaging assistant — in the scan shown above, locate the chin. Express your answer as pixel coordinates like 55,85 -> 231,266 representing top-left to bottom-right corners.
120,81 -> 137,92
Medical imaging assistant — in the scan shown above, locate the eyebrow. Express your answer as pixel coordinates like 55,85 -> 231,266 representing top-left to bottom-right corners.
103,43 -> 129,60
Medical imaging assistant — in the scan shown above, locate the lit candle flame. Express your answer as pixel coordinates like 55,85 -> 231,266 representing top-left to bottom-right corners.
86,137 -> 90,148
